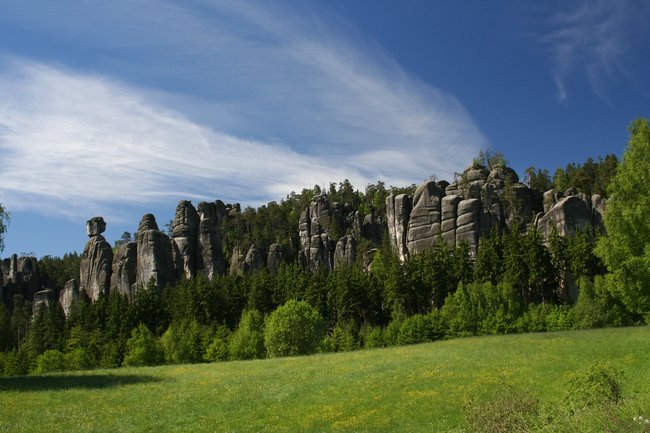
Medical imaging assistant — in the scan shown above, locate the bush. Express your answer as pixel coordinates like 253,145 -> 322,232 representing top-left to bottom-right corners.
363,327 -> 385,349
264,300 -> 324,357
545,305 -> 574,331
161,320 -> 207,364
204,325 -> 231,362
229,310 -> 265,360
64,348 -> 94,371
397,311 -> 445,345
564,362 -> 623,412
122,324 -> 163,367
33,349 -> 66,374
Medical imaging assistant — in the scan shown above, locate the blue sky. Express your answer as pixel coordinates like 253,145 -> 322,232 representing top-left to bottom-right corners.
1,0 -> 649,258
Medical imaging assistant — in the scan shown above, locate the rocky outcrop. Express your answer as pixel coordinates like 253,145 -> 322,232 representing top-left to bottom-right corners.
363,248 -> 378,272
456,199 -> 481,257
229,246 -> 245,276
58,279 -> 79,317
386,194 -> 411,261
110,241 -> 137,298
266,244 -> 284,275
536,196 -> 592,239
80,217 -> 112,301
244,244 -> 264,274
441,195 -> 462,247
406,181 -> 444,254
170,200 -> 199,280
197,201 -> 226,280
32,289 -> 56,316
334,235 -> 356,269
592,194 -> 606,232
1,254 -> 40,301
299,195 -> 334,272
135,214 -> 175,291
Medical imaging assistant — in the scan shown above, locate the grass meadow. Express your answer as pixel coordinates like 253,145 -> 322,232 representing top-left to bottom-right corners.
1,326 -> 649,432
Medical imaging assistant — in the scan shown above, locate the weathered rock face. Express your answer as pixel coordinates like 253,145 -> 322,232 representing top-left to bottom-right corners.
244,244 -> 264,274
441,195 -> 462,247
2,254 -> 40,301
456,198 -> 481,257
229,246 -> 245,276
536,196 -> 593,240
110,241 -> 137,298
135,214 -> 175,291
363,248 -> 378,272
80,224 -> 113,301
32,289 -> 56,316
386,194 -> 411,261
266,244 -> 284,275
406,181 -> 444,254
361,213 -> 382,247
299,195 -> 334,272
334,235 -> 356,269
86,216 -> 106,237
591,194 -> 607,232
59,279 -> 79,317
196,201 -> 226,280
171,200 -> 199,280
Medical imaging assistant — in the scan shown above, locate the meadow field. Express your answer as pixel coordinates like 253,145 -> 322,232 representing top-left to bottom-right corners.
1,327 -> 649,433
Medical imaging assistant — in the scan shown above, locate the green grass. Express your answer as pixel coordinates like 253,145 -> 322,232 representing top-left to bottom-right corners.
1,327 -> 649,432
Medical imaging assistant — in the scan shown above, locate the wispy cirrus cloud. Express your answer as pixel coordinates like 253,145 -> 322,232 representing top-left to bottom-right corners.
0,1 -> 485,223
540,0 -> 650,103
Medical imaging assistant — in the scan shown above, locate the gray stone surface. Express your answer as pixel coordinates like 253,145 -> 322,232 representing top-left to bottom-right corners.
59,279 -> 79,317
334,235 -> 356,269
244,244 -> 264,274
537,195 -> 593,240
110,241 -> 137,298
32,289 -> 56,316
455,199 -> 480,257
266,244 -> 284,275
86,216 -> 106,237
171,200 -> 199,279
135,214 -> 175,291
406,181 -> 444,254
386,193 -> 411,261
80,233 -> 113,301
197,201 -> 226,280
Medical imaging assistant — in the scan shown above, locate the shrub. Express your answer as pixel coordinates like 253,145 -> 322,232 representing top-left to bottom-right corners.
397,311 -> 445,345
545,305 -> 574,331
161,320 -> 207,364
229,310 -> 265,360
122,324 -> 163,367
64,348 -> 94,371
564,362 -> 623,412
264,300 -> 324,357
363,327 -> 385,349
329,320 -> 359,352
204,325 -> 231,362
33,349 -> 66,374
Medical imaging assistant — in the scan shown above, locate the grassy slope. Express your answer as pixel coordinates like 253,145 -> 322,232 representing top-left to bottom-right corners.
1,327 -> 649,433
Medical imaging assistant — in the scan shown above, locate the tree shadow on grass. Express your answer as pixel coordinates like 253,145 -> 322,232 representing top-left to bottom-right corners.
0,373 -> 162,392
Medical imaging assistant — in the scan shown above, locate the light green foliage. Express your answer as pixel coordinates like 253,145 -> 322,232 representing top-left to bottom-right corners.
63,348 -> 94,371
264,300 -> 324,357
228,309 -> 265,360
464,387 -> 539,433
362,326 -> 385,349
33,350 -> 66,374
396,311 -> 445,345
324,320 -> 359,353
161,319 -> 207,364
596,118 -> 650,314
563,362 -> 623,411
123,324 -> 163,367
204,325 -> 231,362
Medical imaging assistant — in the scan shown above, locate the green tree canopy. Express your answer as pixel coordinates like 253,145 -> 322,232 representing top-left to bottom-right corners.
595,118 -> 650,313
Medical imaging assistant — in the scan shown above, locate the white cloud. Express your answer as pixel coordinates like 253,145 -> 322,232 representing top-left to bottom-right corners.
540,0 -> 648,103
0,1 -> 485,222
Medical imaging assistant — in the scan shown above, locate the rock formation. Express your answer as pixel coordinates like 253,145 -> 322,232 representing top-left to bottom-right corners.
406,181 -> 444,255
536,195 -> 593,240
59,279 -> 79,317
196,201 -> 226,280
79,217 -> 112,301
229,246 -> 245,276
1,254 -> 39,302
32,289 -> 56,316
110,241 -> 137,298
170,200 -> 199,280
135,214 -> 175,291
244,244 -> 264,274
266,244 -> 284,275
386,194 -> 411,261
299,195 -> 334,272
334,235 -> 356,269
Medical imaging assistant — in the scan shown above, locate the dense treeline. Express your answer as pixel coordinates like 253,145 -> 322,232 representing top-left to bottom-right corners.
1,118 -> 648,376
0,227 -> 640,376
